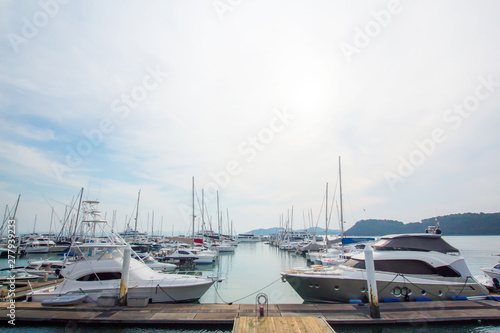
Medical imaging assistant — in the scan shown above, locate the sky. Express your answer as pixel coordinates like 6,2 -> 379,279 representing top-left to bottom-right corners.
1,0 -> 499,235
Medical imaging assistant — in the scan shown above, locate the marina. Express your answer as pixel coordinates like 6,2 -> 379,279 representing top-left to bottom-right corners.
2,236 -> 500,332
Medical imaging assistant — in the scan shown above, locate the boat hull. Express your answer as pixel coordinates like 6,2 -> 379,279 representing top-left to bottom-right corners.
481,268 -> 500,281
282,271 -> 489,303
29,277 -> 216,303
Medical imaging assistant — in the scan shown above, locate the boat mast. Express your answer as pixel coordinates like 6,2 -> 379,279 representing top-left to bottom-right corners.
192,177 -> 195,240
134,190 -> 141,244
202,189 -> 205,236
217,191 -> 220,239
72,188 -> 84,239
325,182 -> 328,248
11,194 -> 21,220
339,156 -> 344,251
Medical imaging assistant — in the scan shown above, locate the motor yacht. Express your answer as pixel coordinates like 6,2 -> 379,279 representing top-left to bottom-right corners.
161,248 -> 216,265
134,253 -> 177,272
481,263 -> 500,281
281,234 -> 489,303
28,244 -> 219,303
237,233 -> 260,242
21,236 -> 56,254
12,259 -> 67,280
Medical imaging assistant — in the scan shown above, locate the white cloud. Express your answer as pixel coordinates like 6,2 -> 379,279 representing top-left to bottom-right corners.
1,0 -> 500,234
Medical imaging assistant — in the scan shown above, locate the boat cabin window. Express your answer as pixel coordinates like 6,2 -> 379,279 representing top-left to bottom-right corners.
494,264 -> 500,269
342,259 -> 460,277
77,272 -> 122,281
178,251 -> 190,255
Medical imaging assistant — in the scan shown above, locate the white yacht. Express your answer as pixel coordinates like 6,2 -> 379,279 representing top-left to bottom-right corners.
209,242 -> 235,253
12,260 -> 67,280
28,243 -> 218,303
481,263 -> 500,281
134,253 -> 177,272
282,234 -> 489,303
161,248 -> 216,265
21,236 -> 56,254
237,233 -> 260,242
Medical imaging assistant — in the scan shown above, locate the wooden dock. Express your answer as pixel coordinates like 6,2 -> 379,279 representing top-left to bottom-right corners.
1,279 -> 63,301
1,299 -> 500,326
233,316 -> 335,333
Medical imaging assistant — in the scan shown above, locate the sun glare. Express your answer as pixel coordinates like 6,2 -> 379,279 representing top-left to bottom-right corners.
275,56 -> 334,112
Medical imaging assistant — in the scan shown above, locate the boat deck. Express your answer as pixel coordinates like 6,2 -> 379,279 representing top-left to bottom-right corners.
2,299 -> 500,326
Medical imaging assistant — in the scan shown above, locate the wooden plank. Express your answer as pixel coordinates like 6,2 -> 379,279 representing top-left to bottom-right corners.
233,316 -> 335,333
1,300 -> 500,326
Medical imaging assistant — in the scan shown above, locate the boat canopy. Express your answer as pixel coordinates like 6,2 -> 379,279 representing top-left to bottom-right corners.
373,234 -> 459,254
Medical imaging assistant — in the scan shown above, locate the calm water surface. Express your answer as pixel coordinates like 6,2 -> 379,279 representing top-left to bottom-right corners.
2,235 -> 500,332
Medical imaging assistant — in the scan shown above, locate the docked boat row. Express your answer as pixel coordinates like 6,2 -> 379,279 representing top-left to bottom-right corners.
22,200 -> 223,305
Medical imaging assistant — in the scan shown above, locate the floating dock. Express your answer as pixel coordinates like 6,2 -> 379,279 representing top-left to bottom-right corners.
233,316 -> 335,333
1,299 -> 500,326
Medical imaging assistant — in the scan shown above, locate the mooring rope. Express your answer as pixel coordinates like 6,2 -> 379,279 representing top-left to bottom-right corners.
214,277 -> 282,305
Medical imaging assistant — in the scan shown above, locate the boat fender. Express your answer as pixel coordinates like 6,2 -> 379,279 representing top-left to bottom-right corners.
414,297 -> 432,302
382,298 -> 399,303
486,295 -> 500,301
349,299 -> 363,304
451,296 -> 468,301
281,275 -> 287,283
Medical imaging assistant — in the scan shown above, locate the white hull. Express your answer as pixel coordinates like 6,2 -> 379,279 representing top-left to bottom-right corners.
482,267 -> 500,281
283,269 -> 488,303
24,247 -> 50,254
30,276 -> 215,303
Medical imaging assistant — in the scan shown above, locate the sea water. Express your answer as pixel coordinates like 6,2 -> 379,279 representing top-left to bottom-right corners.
2,236 -> 500,332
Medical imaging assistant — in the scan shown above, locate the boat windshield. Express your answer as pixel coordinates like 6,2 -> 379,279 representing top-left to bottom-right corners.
343,258 -> 461,277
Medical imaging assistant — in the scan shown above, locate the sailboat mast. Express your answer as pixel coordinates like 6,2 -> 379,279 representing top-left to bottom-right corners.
134,190 -> 141,244
192,177 -> 195,239
339,156 -> 344,250
11,194 -> 21,220
325,182 -> 328,247
202,189 -> 205,235
226,208 -> 230,239
216,191 -> 220,237
72,188 -> 84,239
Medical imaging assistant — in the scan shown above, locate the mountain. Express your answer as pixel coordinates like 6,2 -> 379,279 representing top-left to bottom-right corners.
345,212 -> 500,236
247,226 -> 340,236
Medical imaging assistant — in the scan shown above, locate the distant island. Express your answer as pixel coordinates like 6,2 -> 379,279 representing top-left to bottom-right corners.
248,213 -> 500,237
345,212 -> 500,236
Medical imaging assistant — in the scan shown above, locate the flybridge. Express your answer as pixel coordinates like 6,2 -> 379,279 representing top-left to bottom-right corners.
372,234 -> 460,254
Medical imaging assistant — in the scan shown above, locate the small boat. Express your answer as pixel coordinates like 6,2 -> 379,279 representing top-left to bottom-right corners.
209,242 -> 235,253
41,293 -> 87,306
481,263 -> 500,281
21,236 -> 56,254
134,253 -> 176,272
0,271 -> 41,286
11,260 -> 68,280
237,233 -> 260,242
161,248 -> 216,265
